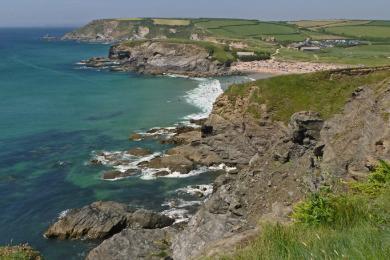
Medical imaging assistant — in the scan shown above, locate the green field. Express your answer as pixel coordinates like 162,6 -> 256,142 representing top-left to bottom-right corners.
74,18 -> 390,66
325,25 -> 390,39
152,19 -> 190,26
276,44 -> 390,66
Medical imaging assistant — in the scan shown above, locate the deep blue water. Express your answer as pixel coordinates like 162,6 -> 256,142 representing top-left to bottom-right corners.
0,28 -> 229,259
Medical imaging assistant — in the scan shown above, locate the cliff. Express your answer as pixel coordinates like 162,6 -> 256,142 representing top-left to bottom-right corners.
109,40 -> 232,76
83,40 -> 234,77
44,67 -> 390,259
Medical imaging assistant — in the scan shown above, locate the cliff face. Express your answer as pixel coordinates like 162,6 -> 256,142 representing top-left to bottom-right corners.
62,19 -> 195,43
105,41 -> 231,76
47,68 -> 389,259
171,68 -> 390,258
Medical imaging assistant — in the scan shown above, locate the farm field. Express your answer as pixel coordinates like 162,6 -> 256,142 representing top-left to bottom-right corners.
325,25 -> 390,40
276,44 -> 390,66
152,19 -> 190,26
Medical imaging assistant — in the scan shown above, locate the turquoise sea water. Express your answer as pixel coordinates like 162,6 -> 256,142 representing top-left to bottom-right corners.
0,28 -> 246,259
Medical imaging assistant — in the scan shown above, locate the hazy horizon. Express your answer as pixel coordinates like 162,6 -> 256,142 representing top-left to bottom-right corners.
1,0 -> 389,27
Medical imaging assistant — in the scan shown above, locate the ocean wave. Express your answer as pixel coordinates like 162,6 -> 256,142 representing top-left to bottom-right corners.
161,208 -> 190,223
140,166 -> 209,181
58,209 -> 70,219
162,198 -> 202,209
183,78 -> 223,120
90,150 -> 161,173
176,184 -> 213,197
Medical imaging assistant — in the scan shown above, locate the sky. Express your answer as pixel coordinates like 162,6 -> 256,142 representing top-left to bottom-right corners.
0,0 -> 389,27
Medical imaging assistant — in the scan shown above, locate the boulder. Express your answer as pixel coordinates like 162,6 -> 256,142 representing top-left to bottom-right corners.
44,201 -> 132,240
145,155 -> 194,174
44,202 -> 174,240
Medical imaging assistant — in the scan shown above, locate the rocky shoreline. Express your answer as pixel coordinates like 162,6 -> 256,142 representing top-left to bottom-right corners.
43,64 -> 390,259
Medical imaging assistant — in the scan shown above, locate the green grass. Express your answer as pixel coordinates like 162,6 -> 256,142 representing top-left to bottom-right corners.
152,19 -> 190,26
325,25 -> 390,40
121,39 -> 235,63
194,19 -> 259,29
0,245 -> 42,260
225,68 -> 390,122
277,44 -> 390,66
220,161 -> 390,260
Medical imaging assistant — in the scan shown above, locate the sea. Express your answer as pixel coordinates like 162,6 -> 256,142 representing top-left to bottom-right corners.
0,28 -> 260,259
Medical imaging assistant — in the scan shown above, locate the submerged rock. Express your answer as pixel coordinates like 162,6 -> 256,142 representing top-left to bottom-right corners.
129,133 -> 143,141
144,155 -> 194,174
127,147 -> 152,156
102,169 -> 138,180
44,202 -> 174,240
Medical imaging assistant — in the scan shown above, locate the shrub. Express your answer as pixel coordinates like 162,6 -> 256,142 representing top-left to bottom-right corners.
350,160 -> 390,196
292,193 -> 335,225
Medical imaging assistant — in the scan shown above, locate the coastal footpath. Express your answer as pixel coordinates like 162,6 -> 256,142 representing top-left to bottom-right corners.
42,66 -> 390,259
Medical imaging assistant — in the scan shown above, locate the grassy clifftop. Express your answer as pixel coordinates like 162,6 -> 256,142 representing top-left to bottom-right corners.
225,67 -> 390,122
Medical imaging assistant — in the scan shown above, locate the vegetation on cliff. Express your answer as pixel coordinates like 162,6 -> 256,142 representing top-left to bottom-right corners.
221,161 -> 390,260
226,67 -> 390,122
121,38 -> 236,63
0,244 -> 42,260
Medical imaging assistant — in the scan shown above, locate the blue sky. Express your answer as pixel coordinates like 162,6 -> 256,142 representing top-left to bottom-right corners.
1,0 -> 389,27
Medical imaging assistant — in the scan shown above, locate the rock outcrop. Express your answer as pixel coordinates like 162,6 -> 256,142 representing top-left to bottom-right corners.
44,201 -> 174,240
86,228 -> 178,260
104,41 -> 231,77
169,69 -> 390,259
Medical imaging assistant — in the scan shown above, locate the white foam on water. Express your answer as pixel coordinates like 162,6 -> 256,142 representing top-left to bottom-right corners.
161,208 -> 190,223
140,166 -> 209,180
90,151 -> 161,175
183,78 -> 223,120
176,184 -> 213,197
161,168 -> 207,179
58,209 -> 70,219
162,198 -> 202,209
209,163 -> 237,173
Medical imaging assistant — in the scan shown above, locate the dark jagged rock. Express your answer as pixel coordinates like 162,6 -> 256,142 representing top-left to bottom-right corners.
289,111 -> 324,145
127,147 -> 152,156
144,155 -> 194,174
107,41 -> 232,77
44,202 -> 174,240
128,209 -> 175,229
86,228 -> 178,260
102,170 -> 137,180
201,125 -> 213,137
44,201 -> 132,240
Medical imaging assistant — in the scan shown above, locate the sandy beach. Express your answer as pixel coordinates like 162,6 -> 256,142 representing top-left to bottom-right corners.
231,59 -> 349,75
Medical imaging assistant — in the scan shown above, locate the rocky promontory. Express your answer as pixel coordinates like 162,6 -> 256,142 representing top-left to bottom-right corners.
82,40 -> 233,77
